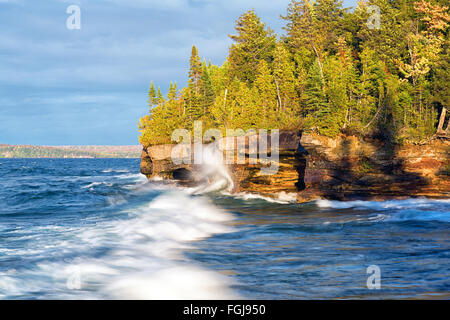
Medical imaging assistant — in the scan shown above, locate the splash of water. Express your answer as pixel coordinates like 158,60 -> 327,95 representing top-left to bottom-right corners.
191,143 -> 234,194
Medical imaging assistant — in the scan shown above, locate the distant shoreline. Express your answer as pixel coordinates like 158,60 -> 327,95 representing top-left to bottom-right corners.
0,144 -> 142,159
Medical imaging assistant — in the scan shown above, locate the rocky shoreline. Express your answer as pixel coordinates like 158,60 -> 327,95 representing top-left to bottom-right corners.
140,132 -> 450,203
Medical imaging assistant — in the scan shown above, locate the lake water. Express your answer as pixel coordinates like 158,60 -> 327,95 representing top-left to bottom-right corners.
0,158 -> 449,299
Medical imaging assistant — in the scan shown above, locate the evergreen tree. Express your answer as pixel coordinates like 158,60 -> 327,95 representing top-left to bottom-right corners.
189,45 -> 202,93
199,62 -> 215,114
304,61 -> 328,132
148,81 -> 157,109
139,0 -> 450,145
168,82 -> 178,100
185,79 -> 202,126
282,0 -> 346,80
254,60 -> 277,127
156,87 -> 164,105
228,10 -> 276,84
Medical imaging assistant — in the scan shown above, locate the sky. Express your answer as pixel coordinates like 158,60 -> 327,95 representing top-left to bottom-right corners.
0,0 -> 357,146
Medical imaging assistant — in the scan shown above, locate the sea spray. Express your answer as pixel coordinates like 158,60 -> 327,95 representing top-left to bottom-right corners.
190,142 -> 235,194
0,159 -> 239,299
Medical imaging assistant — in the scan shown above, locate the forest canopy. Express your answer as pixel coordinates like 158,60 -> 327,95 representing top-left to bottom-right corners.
139,0 -> 449,148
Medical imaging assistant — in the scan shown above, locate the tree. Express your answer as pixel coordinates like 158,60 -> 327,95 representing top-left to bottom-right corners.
396,0 -> 449,136
354,47 -> 386,130
273,41 -> 298,112
282,0 -> 346,81
228,10 -> 276,84
168,82 -> 178,100
139,0 -> 449,145
156,87 -> 164,105
185,79 -> 202,126
147,81 -> 157,109
199,62 -> 215,114
304,60 -> 328,132
254,60 -> 277,127
189,45 -> 202,93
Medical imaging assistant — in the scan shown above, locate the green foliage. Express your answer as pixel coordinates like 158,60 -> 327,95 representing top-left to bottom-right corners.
199,62 -> 215,114
228,10 -> 276,84
139,1 -> 449,146
148,81 -> 157,109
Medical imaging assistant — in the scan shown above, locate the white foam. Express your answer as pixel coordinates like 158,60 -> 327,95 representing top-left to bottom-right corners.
82,181 -> 113,189
316,198 -> 450,210
0,190 -> 238,299
193,143 -> 234,193
0,276 -> 21,299
115,173 -> 148,182
106,266 -> 239,300
102,169 -> 130,173
276,191 -> 298,203
228,191 -> 298,204
316,198 -> 450,223
107,195 -> 127,206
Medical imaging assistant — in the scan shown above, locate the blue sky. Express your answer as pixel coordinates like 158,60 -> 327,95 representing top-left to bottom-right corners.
0,0 -> 357,145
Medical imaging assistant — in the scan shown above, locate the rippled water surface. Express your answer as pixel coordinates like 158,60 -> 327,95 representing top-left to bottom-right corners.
0,159 -> 449,299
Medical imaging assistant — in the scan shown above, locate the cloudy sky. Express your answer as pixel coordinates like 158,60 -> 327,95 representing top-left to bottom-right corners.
0,0 -> 356,145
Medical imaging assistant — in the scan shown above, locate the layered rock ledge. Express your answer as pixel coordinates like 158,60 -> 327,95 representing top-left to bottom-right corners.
140,132 -> 450,202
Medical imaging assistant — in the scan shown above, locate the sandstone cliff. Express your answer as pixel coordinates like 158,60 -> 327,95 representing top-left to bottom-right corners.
140,132 -> 450,202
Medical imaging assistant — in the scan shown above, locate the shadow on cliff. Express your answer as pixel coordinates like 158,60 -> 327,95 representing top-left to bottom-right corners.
370,106 -> 429,197
294,131 -> 308,192
319,106 -> 429,200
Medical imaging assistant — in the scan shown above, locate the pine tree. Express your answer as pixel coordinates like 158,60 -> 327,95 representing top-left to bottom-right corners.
199,62 -> 215,114
156,87 -> 164,105
185,79 -> 202,126
304,60 -> 329,133
228,10 -> 276,84
354,48 -> 385,130
254,60 -> 277,127
189,45 -> 202,93
282,0 -> 346,81
139,0 -> 450,145
168,82 -> 178,100
148,81 -> 157,109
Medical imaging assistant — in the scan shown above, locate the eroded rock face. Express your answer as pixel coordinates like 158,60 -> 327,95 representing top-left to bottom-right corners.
140,132 -> 450,202
140,148 -> 153,176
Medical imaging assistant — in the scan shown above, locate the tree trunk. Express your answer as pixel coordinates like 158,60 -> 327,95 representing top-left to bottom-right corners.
437,107 -> 447,134
274,76 -> 282,112
312,44 -> 324,83
223,88 -> 228,127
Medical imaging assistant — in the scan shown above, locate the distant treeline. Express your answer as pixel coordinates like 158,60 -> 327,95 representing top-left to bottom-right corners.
139,0 -> 449,147
0,145 -> 141,158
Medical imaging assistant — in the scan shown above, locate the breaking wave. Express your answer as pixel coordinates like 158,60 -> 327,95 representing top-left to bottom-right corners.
0,191 -> 238,299
316,198 -> 450,223
224,191 -> 298,204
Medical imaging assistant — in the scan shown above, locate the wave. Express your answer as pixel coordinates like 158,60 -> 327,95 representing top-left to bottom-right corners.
114,173 -> 148,181
0,190 -> 239,299
316,198 -> 450,209
183,143 -> 234,195
224,191 -> 298,204
316,198 -> 450,223
82,181 -> 113,189
102,169 -> 130,173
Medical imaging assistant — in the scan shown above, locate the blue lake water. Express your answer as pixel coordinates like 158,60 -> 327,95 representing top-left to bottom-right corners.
0,158 -> 449,299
